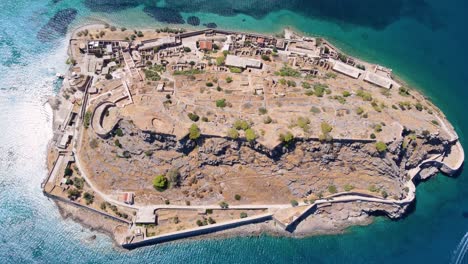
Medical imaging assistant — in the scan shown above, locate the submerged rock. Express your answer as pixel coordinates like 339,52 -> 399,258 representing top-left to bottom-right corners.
37,8 -> 78,41
203,22 -> 218,28
187,16 -> 200,26
84,0 -> 141,12
143,7 -> 185,24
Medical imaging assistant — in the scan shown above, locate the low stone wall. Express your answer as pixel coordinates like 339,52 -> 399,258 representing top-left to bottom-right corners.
123,213 -> 272,249
44,192 -> 132,225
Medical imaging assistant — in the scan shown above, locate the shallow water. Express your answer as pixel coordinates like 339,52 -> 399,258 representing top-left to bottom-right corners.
0,0 -> 467,263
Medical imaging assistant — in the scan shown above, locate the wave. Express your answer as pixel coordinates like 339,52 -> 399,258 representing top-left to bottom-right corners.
452,231 -> 468,264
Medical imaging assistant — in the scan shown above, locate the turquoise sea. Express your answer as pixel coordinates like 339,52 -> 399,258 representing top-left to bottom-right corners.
0,0 -> 467,263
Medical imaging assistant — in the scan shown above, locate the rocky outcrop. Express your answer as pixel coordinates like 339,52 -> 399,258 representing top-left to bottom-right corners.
97,119 -> 456,207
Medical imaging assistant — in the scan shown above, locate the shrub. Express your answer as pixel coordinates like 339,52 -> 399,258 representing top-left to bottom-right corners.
188,112 -> 200,122
121,27 -> 127,31
219,201 -> 229,209
245,128 -> 257,142
100,202 -> 107,210
89,138 -> 98,149
328,185 -> 337,194
321,122 -> 333,134
83,192 -> 94,205
208,217 -> 216,224
310,106 -> 321,114
302,82 -> 311,89
226,76 -> 233,83
431,120 -> 439,126
332,95 -> 346,104
83,111 -> 92,129
196,220 -> 203,226
370,133 -> 376,139
338,53 -> 347,62
356,89 -> 372,101
229,67 -> 242,73
325,72 -> 337,79
356,107 -> 364,115
381,190 -> 388,199
313,83 -> 328,97
263,116 -> 273,124
399,87 -> 410,97
153,175 -> 168,191
67,189 -> 82,200
287,80 -> 296,87
114,139 -> 122,148
227,128 -> 239,139
183,47 -> 191,52
342,91 -> 351,97
216,99 -> 227,108
279,131 -> 294,144
258,107 -> 268,115
115,128 -> 124,137
240,212 -> 248,218
368,185 -> 379,193
234,194 -> 241,200
374,124 -> 383,133
202,117 -> 209,122
233,119 -> 250,130
206,82 -> 214,87
275,65 -> 300,77
110,26 -> 116,31
344,184 -> 354,192
305,90 -> 314,96
375,141 -> 387,153
165,200 -> 170,205
189,124 -> 201,140
261,54 -> 271,61
290,200 -> 299,207
73,177 -> 84,190
414,103 -> 423,111
166,168 -> 180,187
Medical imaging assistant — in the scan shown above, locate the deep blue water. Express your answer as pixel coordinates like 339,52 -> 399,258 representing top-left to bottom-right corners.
0,0 -> 467,263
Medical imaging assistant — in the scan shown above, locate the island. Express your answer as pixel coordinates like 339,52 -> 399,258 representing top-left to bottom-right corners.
42,24 -> 464,249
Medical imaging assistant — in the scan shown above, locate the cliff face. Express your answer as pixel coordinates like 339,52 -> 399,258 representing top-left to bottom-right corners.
82,120 -> 455,208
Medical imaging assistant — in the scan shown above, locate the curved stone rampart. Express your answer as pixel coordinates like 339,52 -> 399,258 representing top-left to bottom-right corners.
91,101 -> 120,138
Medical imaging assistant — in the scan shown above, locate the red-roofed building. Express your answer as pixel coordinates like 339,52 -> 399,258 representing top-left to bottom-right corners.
199,40 -> 213,51
122,192 -> 134,205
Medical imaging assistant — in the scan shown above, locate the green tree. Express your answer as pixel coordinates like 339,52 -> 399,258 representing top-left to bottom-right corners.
83,192 -> 94,205
375,141 -> 387,153
189,124 -> 201,140
234,194 -> 241,200
227,128 -> 239,139
245,128 -> 257,142
153,175 -> 168,191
